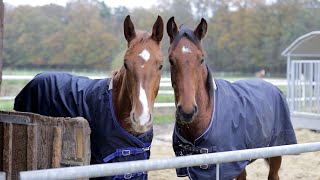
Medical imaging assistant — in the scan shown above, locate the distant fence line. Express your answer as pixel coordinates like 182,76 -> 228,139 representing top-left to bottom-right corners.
2,75 -> 287,85
1,75 -> 287,105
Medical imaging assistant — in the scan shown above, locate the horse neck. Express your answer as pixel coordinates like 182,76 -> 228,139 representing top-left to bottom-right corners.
111,68 -> 139,136
177,66 -> 214,142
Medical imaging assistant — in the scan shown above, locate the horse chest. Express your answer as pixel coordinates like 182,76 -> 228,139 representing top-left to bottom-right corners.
172,78 -> 297,179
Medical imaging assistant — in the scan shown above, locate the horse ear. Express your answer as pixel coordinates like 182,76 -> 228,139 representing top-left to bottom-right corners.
124,15 -> 136,45
166,16 -> 178,44
194,18 -> 207,41
151,16 -> 164,44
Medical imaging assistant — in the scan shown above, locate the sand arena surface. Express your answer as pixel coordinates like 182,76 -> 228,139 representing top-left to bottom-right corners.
149,123 -> 320,180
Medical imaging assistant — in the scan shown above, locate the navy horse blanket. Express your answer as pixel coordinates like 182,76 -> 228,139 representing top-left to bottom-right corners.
173,78 -> 297,180
14,72 -> 153,180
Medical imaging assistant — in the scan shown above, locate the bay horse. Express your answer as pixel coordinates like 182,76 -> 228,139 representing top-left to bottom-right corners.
166,17 -> 297,180
14,15 -> 164,180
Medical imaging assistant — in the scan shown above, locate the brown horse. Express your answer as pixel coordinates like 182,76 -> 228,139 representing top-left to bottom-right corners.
14,15 -> 164,179
112,15 -> 164,135
166,17 -> 296,180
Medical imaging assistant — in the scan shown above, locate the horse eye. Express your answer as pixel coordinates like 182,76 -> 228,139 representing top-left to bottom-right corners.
169,59 -> 174,66
200,59 -> 204,64
124,62 -> 128,69
159,64 -> 163,70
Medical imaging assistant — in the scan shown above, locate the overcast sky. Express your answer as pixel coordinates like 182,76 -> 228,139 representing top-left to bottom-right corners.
5,0 -> 157,9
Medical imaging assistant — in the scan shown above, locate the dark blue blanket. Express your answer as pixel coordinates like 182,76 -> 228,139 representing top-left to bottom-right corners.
14,72 -> 153,180
173,78 -> 297,180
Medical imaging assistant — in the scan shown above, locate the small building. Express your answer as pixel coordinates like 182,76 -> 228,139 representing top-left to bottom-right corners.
282,31 -> 320,130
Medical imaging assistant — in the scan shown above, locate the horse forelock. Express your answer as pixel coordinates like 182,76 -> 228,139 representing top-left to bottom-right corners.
169,28 -> 202,53
127,32 -> 150,50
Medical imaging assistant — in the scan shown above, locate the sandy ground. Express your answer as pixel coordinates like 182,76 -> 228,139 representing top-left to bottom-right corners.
149,123 -> 320,180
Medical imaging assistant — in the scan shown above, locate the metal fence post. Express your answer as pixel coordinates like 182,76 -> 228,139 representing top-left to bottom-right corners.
216,163 -> 219,180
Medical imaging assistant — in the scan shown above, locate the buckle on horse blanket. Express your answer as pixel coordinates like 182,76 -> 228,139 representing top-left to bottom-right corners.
200,164 -> 209,169
122,150 -> 131,156
199,148 -> 209,169
124,173 -> 132,179
200,148 -> 208,154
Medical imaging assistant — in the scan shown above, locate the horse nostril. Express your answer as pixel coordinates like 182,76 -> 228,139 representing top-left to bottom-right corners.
177,105 -> 183,114
132,113 -> 138,123
177,105 -> 197,117
193,105 -> 198,114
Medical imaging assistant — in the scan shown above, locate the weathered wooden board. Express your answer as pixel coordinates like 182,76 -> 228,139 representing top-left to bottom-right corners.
0,110 -> 91,180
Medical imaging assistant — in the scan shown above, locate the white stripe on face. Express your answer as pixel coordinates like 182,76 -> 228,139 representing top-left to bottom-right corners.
182,46 -> 192,53
139,49 -> 150,62
138,84 -> 150,126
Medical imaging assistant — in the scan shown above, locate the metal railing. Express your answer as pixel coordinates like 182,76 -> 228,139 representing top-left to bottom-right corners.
1,76 -> 287,104
288,60 -> 320,114
19,142 -> 320,180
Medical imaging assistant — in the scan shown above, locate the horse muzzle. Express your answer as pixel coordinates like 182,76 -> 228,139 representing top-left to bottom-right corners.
131,112 -> 153,133
176,105 -> 198,123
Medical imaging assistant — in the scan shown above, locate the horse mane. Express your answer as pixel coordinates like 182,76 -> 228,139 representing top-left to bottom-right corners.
169,27 -> 203,53
206,65 -> 214,107
125,32 -> 150,55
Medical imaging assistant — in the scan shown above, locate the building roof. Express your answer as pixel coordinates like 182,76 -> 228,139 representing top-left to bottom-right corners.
281,31 -> 320,57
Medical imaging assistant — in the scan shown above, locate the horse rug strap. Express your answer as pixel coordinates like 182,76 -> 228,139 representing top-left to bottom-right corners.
103,145 -> 151,163
173,78 -> 297,180
14,72 -> 153,180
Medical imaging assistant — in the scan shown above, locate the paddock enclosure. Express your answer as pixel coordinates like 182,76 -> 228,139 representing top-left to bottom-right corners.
282,31 -> 320,130
0,33 -> 320,179
0,110 -> 91,180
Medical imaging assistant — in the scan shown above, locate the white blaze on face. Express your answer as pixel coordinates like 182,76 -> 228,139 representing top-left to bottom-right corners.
139,49 -> 150,68
139,49 -> 150,61
138,84 -> 150,126
182,46 -> 192,53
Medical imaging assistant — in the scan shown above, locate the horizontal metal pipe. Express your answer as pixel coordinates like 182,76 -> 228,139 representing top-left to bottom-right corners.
158,90 -> 174,94
19,142 -> 320,180
154,102 -> 175,107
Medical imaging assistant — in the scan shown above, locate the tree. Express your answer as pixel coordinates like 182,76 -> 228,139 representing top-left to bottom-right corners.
0,0 -> 3,90
2,0 -> 320,75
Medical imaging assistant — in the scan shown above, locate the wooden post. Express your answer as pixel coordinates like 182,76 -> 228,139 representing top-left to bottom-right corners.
0,0 -> 3,90
52,126 -> 62,168
3,123 -> 12,180
27,125 -> 38,170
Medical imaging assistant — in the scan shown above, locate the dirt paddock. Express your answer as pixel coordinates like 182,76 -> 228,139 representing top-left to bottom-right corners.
149,123 -> 320,180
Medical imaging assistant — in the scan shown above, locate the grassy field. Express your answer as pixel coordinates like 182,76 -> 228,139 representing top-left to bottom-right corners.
3,68 -> 110,76
155,94 -> 174,103
1,79 -> 31,97
0,99 -> 14,110
0,99 -> 175,124
0,83 -> 287,124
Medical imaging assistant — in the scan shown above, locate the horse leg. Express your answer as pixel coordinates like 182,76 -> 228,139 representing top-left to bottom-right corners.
265,156 -> 282,180
236,168 -> 247,180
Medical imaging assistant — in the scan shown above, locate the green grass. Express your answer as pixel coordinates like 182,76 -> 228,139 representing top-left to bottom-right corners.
1,79 -> 30,97
274,85 -> 287,97
153,113 -> 175,124
0,100 -> 14,110
155,94 -> 174,103
159,86 -> 173,90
